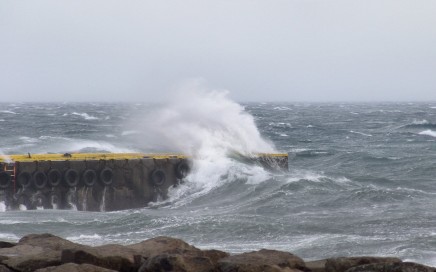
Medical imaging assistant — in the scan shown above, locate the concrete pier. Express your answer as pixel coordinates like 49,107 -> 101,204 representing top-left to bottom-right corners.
0,152 -> 288,211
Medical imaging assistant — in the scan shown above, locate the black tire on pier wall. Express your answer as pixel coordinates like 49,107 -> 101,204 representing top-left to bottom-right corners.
17,172 -> 32,188
64,169 -> 80,187
0,171 -> 11,189
150,169 -> 166,186
47,169 -> 62,187
83,169 -> 97,187
99,167 -> 113,186
175,161 -> 190,179
33,170 -> 48,189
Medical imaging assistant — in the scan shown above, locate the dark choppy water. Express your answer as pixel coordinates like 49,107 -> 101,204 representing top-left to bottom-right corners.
1,96 -> 436,265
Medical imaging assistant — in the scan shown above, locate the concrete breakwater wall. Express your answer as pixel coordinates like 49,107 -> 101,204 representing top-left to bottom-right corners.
0,233 -> 434,272
0,152 -> 288,211
0,153 -> 191,211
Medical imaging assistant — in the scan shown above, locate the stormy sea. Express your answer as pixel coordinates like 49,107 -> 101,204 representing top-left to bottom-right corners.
1,91 -> 436,266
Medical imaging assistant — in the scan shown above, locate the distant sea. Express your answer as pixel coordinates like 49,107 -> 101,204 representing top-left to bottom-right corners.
1,96 -> 436,265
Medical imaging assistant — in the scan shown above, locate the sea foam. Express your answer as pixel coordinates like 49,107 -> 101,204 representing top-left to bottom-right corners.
419,130 -> 436,138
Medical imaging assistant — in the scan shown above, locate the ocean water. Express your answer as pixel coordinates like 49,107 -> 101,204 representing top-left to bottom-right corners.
1,93 -> 436,265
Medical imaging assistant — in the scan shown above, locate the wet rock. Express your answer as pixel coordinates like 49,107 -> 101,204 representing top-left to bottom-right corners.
35,263 -> 117,272
306,259 -> 327,272
0,244 -> 44,258
139,252 -> 214,272
133,237 -> 229,272
126,236 -> 200,257
61,246 -> 138,272
138,249 -> 229,272
218,249 -> 307,272
325,257 -> 402,272
345,262 -> 436,272
60,236 -> 222,272
2,250 -> 62,272
18,233 -> 82,251
0,242 -> 16,249
0,264 -> 12,272
201,249 -> 230,265
0,234 -> 87,272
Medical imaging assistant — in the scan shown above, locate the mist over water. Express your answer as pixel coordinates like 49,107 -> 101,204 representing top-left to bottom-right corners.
128,84 -> 275,156
1,98 -> 436,266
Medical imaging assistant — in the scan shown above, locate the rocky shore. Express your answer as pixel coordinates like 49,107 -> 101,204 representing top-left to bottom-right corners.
0,234 -> 434,272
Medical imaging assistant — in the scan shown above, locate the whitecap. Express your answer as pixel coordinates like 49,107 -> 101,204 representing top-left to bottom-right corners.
19,136 -> 39,143
71,112 -> 99,120
350,130 -> 373,137
66,140 -> 136,153
0,110 -> 17,114
419,130 -> 436,138
273,106 -> 291,111
121,130 -> 139,136
66,234 -> 102,241
269,122 -> 292,128
412,119 -> 429,125
0,233 -> 19,241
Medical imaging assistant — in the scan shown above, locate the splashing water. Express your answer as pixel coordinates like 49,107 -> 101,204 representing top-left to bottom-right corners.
0,201 -> 6,212
82,187 -> 89,211
0,148 -> 12,163
100,186 -> 107,212
130,82 -> 277,207
67,188 -> 78,211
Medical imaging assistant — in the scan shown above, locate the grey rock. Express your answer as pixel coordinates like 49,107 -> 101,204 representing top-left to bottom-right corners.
35,263 -> 118,272
218,249 -> 307,272
306,259 -> 328,272
0,264 -> 12,272
3,250 -> 62,272
345,262 -> 436,272
18,233 -> 83,251
326,257 -> 402,272
139,250 -> 229,272
126,236 -> 200,258
0,242 -> 16,249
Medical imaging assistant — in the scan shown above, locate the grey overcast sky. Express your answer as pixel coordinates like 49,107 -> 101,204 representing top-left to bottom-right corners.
0,0 -> 435,102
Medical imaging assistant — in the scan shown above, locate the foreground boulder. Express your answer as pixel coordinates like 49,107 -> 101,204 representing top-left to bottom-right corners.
0,234 -> 86,272
218,249 -> 307,272
325,257 -> 403,272
1,234 -> 436,272
131,237 -> 229,272
35,263 -> 117,272
345,262 -> 436,272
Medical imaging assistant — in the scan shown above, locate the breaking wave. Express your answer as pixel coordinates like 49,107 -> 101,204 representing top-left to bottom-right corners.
129,81 -> 276,207
71,112 -> 99,120
419,130 -> 436,138
404,120 -> 436,129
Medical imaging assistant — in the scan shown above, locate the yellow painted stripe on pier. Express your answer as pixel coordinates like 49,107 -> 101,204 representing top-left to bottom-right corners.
0,152 -> 287,163
0,153 -> 188,163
